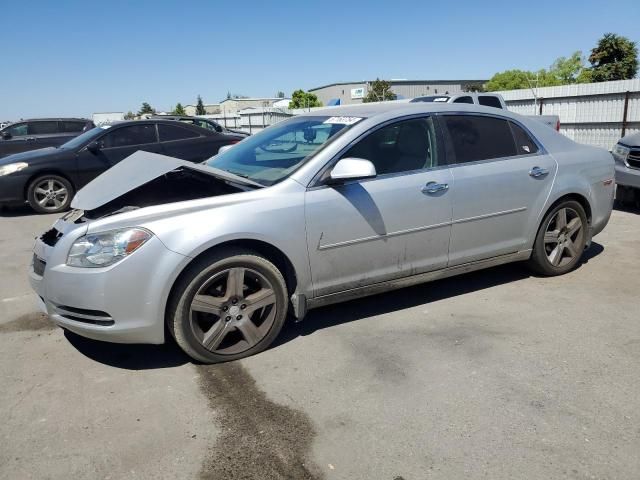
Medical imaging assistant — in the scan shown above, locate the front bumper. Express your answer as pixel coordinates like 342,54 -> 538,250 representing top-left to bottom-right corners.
615,162 -> 640,189
0,173 -> 28,204
29,226 -> 190,344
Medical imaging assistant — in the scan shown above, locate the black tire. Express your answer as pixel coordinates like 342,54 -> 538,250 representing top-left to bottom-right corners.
528,200 -> 588,276
167,248 -> 288,363
27,174 -> 74,214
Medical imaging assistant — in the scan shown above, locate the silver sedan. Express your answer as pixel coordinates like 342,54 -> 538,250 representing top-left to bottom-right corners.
29,103 -> 615,363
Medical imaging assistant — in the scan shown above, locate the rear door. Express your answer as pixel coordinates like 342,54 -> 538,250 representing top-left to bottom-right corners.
27,120 -> 65,149
75,123 -> 161,186
440,114 -> 557,265
158,123 -> 228,162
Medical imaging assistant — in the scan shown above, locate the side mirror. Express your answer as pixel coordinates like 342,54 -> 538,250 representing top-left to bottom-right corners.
215,125 -> 223,133
329,158 -> 377,183
1,131 -> 11,140
86,140 -> 102,153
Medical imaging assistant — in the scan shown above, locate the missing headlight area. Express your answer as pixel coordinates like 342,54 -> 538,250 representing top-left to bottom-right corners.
83,167 -> 245,219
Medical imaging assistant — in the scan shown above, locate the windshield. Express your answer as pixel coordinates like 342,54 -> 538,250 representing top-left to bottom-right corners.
59,126 -> 109,150
206,115 -> 360,185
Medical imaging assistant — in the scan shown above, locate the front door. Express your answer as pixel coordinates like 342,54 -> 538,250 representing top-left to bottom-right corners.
305,116 -> 453,297
440,114 -> 557,265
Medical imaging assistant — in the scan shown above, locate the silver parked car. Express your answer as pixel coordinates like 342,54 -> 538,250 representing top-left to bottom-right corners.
29,103 -> 615,363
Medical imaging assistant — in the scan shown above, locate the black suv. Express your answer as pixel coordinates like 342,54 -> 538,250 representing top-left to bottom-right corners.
0,118 -> 95,158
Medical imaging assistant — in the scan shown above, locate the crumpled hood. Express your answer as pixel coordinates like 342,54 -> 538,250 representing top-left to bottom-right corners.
0,147 -> 58,165
71,150 -> 262,211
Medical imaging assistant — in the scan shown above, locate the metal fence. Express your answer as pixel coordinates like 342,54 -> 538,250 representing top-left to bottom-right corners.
204,108 -> 293,134
495,79 -> 640,149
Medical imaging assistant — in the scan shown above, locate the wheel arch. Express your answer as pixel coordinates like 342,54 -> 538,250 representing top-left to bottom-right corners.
164,238 -> 299,325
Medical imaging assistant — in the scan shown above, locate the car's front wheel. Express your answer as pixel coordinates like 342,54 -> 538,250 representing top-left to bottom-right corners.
168,249 -> 288,363
528,200 -> 588,276
27,174 -> 74,214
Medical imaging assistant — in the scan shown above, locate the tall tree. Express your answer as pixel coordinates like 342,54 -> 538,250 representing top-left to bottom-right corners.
288,89 -> 322,109
138,102 -> 155,115
124,111 -> 136,120
195,95 -> 206,115
549,51 -> 590,84
173,103 -> 186,115
276,91 -> 285,98
588,33 -> 638,82
363,79 -> 397,103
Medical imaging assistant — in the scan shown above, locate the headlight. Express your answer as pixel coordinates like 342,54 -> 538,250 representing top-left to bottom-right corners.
0,162 -> 28,176
613,144 -> 630,162
67,228 -> 152,267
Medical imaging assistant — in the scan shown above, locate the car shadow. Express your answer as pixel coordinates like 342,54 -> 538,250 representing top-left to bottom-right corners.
0,205 -> 39,217
273,242 -> 605,349
61,243 -> 604,369
63,329 -> 190,370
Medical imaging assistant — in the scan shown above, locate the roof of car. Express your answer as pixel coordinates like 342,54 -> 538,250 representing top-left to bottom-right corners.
19,117 -> 92,122
302,102 -> 518,120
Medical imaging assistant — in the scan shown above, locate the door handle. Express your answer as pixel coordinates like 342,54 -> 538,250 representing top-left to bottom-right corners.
529,166 -> 549,178
422,181 -> 449,194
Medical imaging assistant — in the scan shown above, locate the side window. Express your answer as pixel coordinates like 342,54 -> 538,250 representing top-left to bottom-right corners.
29,121 -> 59,135
4,122 -> 28,137
342,117 -> 439,175
101,124 -> 157,148
478,96 -> 503,109
510,122 -> 539,155
443,115 -> 517,164
453,96 -> 474,104
158,124 -> 201,141
60,121 -> 86,133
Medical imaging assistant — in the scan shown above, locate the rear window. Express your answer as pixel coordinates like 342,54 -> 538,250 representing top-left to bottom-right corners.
510,122 -> 539,155
29,121 -> 58,135
478,96 -> 503,109
453,96 -> 474,104
158,124 -> 201,141
444,115 -> 517,164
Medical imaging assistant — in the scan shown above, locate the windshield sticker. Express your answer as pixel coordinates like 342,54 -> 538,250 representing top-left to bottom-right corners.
323,116 -> 363,125
433,97 -> 449,102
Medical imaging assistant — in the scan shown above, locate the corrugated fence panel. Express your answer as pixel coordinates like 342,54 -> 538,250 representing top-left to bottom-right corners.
497,79 -> 640,149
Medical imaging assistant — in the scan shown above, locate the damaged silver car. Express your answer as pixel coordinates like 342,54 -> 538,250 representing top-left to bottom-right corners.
29,103 -> 615,363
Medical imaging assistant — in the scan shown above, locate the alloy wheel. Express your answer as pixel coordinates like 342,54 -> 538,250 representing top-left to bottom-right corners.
543,207 -> 584,267
34,179 -> 69,211
189,267 -> 277,355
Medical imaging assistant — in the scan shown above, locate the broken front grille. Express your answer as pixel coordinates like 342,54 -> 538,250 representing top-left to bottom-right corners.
40,227 -> 63,247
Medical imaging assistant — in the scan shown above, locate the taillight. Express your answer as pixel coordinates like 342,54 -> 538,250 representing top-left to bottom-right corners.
555,120 -> 560,131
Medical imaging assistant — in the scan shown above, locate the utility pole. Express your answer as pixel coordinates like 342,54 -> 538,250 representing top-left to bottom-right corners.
526,72 -> 539,115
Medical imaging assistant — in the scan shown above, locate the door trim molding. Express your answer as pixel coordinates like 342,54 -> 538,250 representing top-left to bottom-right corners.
317,206 -> 527,251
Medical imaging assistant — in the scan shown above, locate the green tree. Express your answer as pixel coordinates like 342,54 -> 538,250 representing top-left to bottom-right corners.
124,111 -> 135,120
173,103 -> 186,115
276,91 -> 285,98
288,89 -> 322,109
588,33 -> 638,82
549,51 -> 590,84
362,78 -> 397,102
195,95 -> 206,115
226,91 -> 232,100
138,102 -> 155,115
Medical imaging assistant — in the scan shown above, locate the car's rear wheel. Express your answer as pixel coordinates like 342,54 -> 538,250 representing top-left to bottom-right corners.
27,174 -> 74,214
528,200 -> 588,276
168,249 -> 288,363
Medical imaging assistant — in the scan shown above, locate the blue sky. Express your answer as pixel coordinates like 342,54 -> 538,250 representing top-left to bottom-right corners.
1,0 -> 638,120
